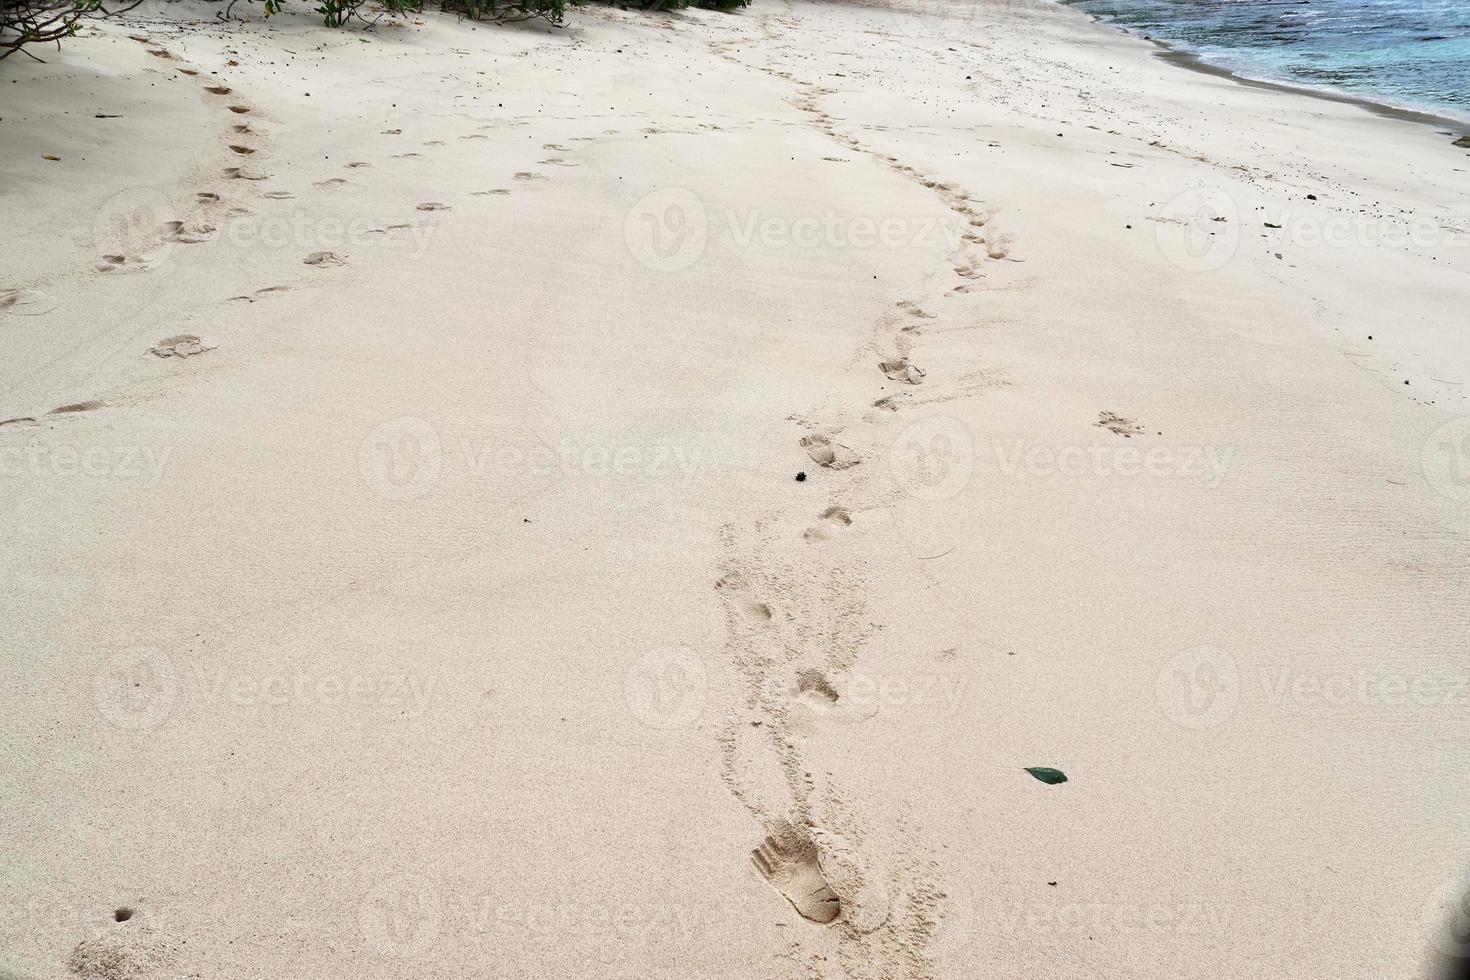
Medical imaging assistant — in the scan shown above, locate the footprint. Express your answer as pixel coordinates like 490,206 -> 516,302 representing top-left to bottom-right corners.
95,254 -> 153,274
513,172 -> 545,181
229,285 -> 292,303
953,263 -> 980,279
871,396 -> 900,412
346,161 -> 371,168
228,145 -> 255,155
714,571 -> 749,592
896,300 -> 936,319
195,192 -> 219,202
471,189 -> 511,196
542,143 -> 569,151
879,359 -> 925,385
227,106 -> 250,114
204,85 -> 232,95
803,505 -> 852,542
149,334 -> 217,358
539,157 -> 580,167
231,124 -> 251,134
416,202 -> 450,211
1095,411 -> 1144,438
147,48 -> 174,59
302,251 -> 347,267
312,178 -> 347,189
796,669 -> 839,707
742,601 -> 773,623
223,167 -> 270,180
48,400 -> 103,414
262,190 -> 294,199
751,822 -> 842,925
0,288 -> 56,316
800,433 -> 860,470
169,222 -> 216,244
390,152 -> 423,159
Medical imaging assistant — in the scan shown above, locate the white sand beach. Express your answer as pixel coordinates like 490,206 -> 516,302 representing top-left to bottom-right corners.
2,0 -> 1468,975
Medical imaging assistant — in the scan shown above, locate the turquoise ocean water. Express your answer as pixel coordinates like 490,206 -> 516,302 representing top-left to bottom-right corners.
1068,0 -> 1470,123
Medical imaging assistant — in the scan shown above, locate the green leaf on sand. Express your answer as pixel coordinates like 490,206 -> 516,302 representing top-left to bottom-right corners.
1025,767 -> 1067,785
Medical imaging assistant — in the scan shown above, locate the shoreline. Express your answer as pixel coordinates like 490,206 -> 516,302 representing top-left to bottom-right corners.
1058,0 -> 1470,139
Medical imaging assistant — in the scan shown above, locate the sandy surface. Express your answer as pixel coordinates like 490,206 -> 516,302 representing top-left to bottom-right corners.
2,0 -> 1468,976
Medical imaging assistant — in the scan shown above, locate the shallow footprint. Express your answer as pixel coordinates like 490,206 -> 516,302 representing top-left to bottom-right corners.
513,172 -> 545,181
879,358 -> 925,385
796,669 -> 839,708
752,822 -> 842,924
303,251 -> 347,267
803,505 -> 852,542
416,202 -> 450,211
149,334 -> 217,358
0,288 -> 56,316
800,433 -> 860,470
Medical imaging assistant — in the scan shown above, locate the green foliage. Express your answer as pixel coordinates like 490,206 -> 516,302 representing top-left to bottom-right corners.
442,0 -> 578,26
1,0 -> 115,61
1024,767 -> 1069,785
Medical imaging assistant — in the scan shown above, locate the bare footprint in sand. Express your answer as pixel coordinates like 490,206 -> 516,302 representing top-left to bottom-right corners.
203,85 -> 231,95
223,167 -> 270,180
227,105 -> 250,114
49,400 -> 103,415
313,177 -> 347,189
262,190 -> 294,199
416,202 -> 450,211
796,669 -> 839,708
303,251 -> 347,267
167,221 -> 216,244
0,288 -> 56,316
149,334 -> 217,358
229,285 -> 293,303
752,822 -> 842,924
95,254 -> 154,274
879,358 -> 925,385
800,433 -> 861,470
472,189 -> 511,196
803,505 -> 852,542
228,145 -> 255,155
1096,411 -> 1144,437
513,172 -> 545,181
